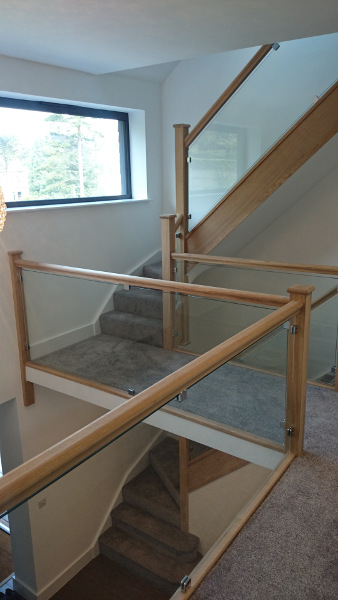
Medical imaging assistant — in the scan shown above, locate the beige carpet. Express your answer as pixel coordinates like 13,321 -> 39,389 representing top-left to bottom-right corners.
0,530 -> 13,583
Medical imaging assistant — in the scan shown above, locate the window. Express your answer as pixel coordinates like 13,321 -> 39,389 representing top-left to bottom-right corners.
0,98 -> 131,208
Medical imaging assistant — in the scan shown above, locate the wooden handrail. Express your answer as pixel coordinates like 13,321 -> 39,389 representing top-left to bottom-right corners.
311,285 -> 338,311
172,253 -> 338,276
184,44 -> 273,148
0,298 -> 302,516
175,213 -> 184,231
13,256 -> 289,308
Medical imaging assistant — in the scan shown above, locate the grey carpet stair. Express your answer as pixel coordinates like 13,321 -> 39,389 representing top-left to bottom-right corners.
123,466 -> 180,527
99,311 -> 163,347
150,437 -> 180,506
99,446 -> 203,595
99,526 -> 201,595
110,502 -> 200,562
113,286 -> 163,319
99,261 -> 164,347
143,262 -> 162,279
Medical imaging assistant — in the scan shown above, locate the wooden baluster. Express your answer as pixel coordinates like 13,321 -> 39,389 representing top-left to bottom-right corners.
286,285 -> 314,455
161,215 -> 176,350
174,123 -> 190,244
8,251 -> 35,406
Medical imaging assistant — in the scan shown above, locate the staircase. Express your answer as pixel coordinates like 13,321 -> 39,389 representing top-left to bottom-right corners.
99,262 -> 164,347
99,437 -> 202,595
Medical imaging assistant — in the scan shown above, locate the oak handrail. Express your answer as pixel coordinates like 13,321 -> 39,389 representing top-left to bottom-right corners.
0,298 -> 302,516
311,285 -> 338,311
184,44 -> 273,148
175,213 -> 184,231
172,253 -> 338,277
14,256 -> 289,308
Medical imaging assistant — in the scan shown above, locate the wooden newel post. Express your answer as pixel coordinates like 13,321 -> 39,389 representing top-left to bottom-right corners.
160,215 -> 176,350
8,251 -> 35,406
286,284 -> 314,455
174,124 -> 190,244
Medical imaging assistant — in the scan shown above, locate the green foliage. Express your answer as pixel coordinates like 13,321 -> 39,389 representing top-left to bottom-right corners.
28,114 -> 101,200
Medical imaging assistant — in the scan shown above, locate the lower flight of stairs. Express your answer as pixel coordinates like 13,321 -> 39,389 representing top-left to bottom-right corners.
99,262 -> 164,347
99,437 -> 202,595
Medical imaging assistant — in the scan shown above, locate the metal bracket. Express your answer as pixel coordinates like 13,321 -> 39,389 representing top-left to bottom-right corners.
187,214 -> 192,220
128,388 -> 136,396
175,232 -> 182,239
177,390 -> 187,402
287,426 -> 294,437
272,42 -> 280,51
173,267 -> 178,273
180,576 -> 191,592
187,157 -> 192,163
290,325 -> 297,334
172,330 -> 178,338
331,365 -> 337,374
24,344 -> 31,351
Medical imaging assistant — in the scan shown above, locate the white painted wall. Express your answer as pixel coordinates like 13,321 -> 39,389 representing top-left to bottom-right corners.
0,54 -> 163,598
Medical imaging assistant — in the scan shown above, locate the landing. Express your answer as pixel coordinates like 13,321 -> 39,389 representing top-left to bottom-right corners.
32,334 -> 287,446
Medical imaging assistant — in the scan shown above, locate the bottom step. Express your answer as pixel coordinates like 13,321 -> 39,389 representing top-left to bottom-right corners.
99,526 -> 202,595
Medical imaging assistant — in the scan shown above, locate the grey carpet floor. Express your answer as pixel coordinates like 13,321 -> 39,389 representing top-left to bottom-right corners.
191,384 -> 338,600
34,334 -> 287,445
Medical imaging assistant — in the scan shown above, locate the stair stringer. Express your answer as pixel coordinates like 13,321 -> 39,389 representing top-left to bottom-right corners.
186,81 -> 338,256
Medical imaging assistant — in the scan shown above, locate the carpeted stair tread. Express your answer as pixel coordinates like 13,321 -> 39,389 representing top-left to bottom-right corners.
99,526 -> 201,594
99,311 -> 163,347
111,502 -> 199,561
113,287 -> 163,319
142,263 -> 162,279
123,466 -> 180,527
150,437 -> 180,505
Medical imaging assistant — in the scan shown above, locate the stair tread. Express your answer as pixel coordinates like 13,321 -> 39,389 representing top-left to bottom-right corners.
100,312 -> 163,347
123,466 -> 180,527
150,437 -> 212,495
99,526 -> 201,586
114,287 -> 163,319
112,502 -> 199,556
143,263 -> 162,279
150,437 -> 180,498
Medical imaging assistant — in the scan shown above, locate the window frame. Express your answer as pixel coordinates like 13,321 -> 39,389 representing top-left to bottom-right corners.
0,97 -> 132,208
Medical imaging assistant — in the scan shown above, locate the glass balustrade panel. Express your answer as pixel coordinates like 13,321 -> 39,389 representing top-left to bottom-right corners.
0,405 -> 287,598
188,33 -> 338,230
169,325 -> 289,448
176,260 -> 338,386
308,293 -> 338,386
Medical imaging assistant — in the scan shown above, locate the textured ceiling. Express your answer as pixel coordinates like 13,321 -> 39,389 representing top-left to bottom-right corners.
0,0 -> 337,75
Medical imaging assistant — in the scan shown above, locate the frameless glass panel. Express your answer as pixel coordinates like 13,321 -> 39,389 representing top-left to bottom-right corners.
308,293 -> 338,386
181,261 -> 338,303
177,260 -> 338,385
170,325 -> 289,447
188,33 -> 338,230
174,291 -> 275,354
1,412 -> 287,598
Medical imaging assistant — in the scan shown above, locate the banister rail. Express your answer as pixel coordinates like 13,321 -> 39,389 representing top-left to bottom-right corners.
184,44 -> 273,148
13,256 -> 289,308
0,297 -> 303,517
311,285 -> 338,311
172,253 -> 338,277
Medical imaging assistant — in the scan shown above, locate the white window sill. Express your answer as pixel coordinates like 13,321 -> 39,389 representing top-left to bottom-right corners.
6,198 -> 150,214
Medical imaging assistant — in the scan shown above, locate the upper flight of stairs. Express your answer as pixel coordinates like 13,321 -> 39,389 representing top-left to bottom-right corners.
99,437 -> 202,595
99,262 -> 164,347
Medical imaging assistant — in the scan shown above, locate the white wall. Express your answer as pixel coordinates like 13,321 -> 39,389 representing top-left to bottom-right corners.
162,47 -> 258,213
0,54 -> 163,598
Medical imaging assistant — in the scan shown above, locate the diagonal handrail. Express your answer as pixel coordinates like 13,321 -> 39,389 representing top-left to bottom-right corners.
184,44 -> 273,148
